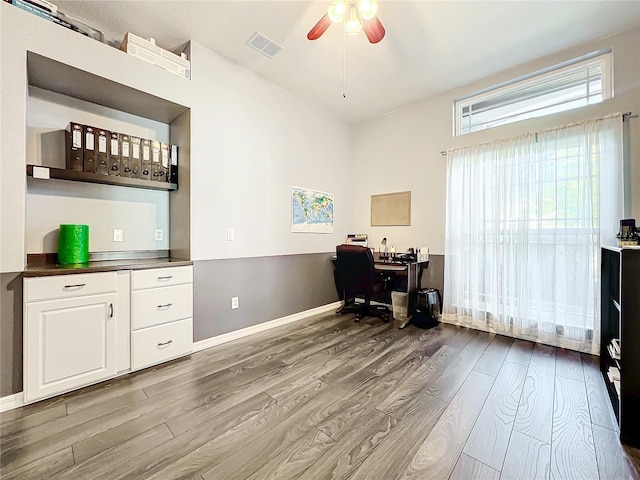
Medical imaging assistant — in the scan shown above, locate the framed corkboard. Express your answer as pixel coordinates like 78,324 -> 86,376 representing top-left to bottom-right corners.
371,191 -> 411,226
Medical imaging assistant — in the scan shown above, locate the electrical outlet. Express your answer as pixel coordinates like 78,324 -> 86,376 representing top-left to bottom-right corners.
227,228 -> 235,241
231,296 -> 239,309
155,229 -> 164,241
113,228 -> 124,242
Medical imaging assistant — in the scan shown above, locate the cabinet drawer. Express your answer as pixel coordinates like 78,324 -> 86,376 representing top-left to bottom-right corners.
131,318 -> 192,371
131,284 -> 193,329
131,265 -> 192,290
25,272 -> 117,302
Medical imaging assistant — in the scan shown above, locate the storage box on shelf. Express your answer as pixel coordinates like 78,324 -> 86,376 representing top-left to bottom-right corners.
600,246 -> 640,446
120,32 -> 191,80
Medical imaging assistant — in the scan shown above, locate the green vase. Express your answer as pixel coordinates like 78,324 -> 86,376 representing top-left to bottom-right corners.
58,224 -> 89,265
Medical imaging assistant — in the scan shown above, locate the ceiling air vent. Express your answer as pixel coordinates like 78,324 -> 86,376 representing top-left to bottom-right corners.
246,32 -> 284,59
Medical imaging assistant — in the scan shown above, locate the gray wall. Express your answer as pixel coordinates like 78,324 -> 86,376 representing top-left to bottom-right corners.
193,253 -> 339,340
1,272 -> 23,397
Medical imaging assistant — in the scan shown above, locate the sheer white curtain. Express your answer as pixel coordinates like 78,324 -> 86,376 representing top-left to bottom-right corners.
443,114 -> 623,353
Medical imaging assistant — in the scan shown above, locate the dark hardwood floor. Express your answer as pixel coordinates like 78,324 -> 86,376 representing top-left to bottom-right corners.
1,312 -> 638,479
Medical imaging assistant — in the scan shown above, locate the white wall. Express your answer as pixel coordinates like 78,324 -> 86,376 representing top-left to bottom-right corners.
188,42 -> 353,261
352,27 -> 640,255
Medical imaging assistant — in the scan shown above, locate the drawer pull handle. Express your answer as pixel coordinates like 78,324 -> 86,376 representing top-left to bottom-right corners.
157,303 -> 173,310
109,303 -> 114,318
158,340 -> 173,347
157,276 -> 173,281
64,283 -> 86,289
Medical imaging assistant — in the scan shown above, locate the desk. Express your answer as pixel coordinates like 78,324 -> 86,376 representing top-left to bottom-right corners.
332,253 -> 428,329
374,255 -> 428,329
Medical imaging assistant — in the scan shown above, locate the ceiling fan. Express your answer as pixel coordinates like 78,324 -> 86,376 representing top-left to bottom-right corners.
307,0 -> 386,44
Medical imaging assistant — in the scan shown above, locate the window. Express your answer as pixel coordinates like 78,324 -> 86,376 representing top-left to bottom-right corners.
454,50 -> 613,136
443,114 -> 624,353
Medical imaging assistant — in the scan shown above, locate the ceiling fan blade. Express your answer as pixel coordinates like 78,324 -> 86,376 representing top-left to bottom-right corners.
363,15 -> 385,44
307,13 -> 332,40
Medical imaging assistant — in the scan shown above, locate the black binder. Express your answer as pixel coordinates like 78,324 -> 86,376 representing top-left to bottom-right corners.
120,134 -> 132,177
169,144 -> 179,185
65,122 -> 83,171
130,136 -> 142,179
96,129 -> 109,175
151,140 -> 161,181
140,138 -> 151,180
82,125 -> 97,173
160,142 -> 170,183
108,131 -> 120,176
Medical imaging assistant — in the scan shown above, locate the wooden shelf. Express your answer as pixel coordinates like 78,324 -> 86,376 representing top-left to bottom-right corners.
27,165 -> 177,191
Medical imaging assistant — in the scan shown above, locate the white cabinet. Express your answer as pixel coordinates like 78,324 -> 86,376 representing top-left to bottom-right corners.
23,273 -> 118,403
130,266 -> 193,371
23,265 -> 193,403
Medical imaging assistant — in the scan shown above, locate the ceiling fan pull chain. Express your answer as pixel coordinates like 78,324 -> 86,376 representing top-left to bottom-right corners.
343,22 -> 347,98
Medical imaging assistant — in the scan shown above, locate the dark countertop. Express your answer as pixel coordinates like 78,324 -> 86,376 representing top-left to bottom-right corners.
24,257 -> 192,277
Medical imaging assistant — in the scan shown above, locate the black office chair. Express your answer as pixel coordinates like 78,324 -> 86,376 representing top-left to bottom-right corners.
334,244 -> 391,323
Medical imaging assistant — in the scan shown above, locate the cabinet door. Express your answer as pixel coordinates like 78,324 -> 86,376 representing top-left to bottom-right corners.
24,293 -> 117,403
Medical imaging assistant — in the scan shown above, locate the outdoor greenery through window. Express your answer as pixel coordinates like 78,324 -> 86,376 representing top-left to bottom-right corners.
454,50 -> 613,136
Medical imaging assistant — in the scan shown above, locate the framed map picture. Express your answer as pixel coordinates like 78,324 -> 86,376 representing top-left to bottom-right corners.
291,186 -> 334,233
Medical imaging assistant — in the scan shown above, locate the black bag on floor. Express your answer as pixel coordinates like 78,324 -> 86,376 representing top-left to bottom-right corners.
413,288 -> 441,329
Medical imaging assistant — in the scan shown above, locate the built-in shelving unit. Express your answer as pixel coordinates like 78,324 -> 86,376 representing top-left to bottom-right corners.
22,45 -> 191,259
600,246 -> 640,446
26,164 -> 178,191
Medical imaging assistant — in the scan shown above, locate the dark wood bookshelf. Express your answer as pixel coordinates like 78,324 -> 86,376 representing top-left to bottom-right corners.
600,246 -> 640,446
27,165 -> 178,191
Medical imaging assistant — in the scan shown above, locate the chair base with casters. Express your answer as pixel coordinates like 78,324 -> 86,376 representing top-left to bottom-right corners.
336,274 -> 392,323
336,297 -> 390,323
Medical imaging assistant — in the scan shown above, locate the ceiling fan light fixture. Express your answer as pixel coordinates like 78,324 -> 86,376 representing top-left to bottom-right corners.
359,0 -> 378,20
328,0 -> 347,23
307,0 -> 384,43
345,5 -> 362,34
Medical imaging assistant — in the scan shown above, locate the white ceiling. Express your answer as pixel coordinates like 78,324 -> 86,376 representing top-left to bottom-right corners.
55,1 -> 640,125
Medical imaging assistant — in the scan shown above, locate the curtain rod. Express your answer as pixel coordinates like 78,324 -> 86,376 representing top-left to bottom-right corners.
440,112 -> 635,155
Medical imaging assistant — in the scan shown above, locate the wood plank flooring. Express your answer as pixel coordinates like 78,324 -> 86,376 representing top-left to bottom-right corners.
1,311 -> 639,479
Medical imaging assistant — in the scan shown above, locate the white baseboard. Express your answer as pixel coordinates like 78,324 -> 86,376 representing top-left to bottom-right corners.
193,301 -> 342,352
0,392 -> 25,413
